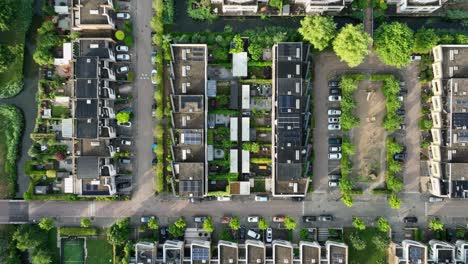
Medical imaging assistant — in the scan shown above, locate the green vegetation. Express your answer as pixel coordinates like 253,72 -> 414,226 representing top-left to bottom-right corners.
429,218 -> 444,231
251,157 -> 272,165
62,238 -> 84,264
340,136 -> 356,207
169,217 -> 187,238
298,16 -> 337,51
332,24 -> 372,67
0,0 -> 33,98
163,0 -> 174,24
229,217 -> 241,230
33,21 -> 60,66
388,193 -> 402,209
248,43 -> 263,61
374,22 -> 414,68
116,111 -> 132,123
86,239 -> 113,264
38,218 -> 54,231
269,0 -> 283,10
115,30 -> 125,40
284,217 -> 297,230
339,76 -> 359,131
107,218 -> 131,246
230,34 -> 244,54
258,217 -> 268,230
0,225 -> 22,264
352,217 -> 366,231
242,142 -> 260,153
80,218 -> 91,228
203,217 -> 214,233
376,217 -> 390,232
0,105 -> 23,198
413,27 -> 439,54
59,227 -> 98,236
446,10 -> 468,20
382,76 -> 403,132
187,0 -> 217,21
344,228 -> 389,264
13,224 -> 55,264
148,218 -> 159,230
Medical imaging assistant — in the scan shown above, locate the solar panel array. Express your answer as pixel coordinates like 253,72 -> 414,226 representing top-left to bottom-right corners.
192,247 -> 209,260
183,132 -> 202,145
180,180 -> 202,196
453,113 -> 468,127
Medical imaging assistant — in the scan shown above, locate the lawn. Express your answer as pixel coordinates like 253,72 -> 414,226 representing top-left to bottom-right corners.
62,238 -> 85,264
46,228 -> 60,264
86,239 -> 113,264
0,105 -> 23,198
344,227 -> 388,264
52,105 -> 70,118
0,0 -> 33,98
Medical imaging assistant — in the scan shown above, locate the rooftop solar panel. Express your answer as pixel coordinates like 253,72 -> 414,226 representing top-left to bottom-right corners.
192,247 -> 209,260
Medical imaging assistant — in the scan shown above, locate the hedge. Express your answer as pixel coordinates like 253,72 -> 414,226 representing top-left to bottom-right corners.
59,227 -> 98,236
240,79 -> 272,84
251,157 -> 272,165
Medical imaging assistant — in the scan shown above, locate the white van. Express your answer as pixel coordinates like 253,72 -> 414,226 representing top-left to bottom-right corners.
255,195 -> 268,202
247,230 -> 261,240
217,196 -> 231,201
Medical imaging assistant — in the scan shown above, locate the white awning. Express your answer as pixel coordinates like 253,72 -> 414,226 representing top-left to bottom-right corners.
61,118 -> 73,138
230,117 -> 238,141
242,85 -> 250,110
232,52 -> 248,77
64,177 -> 74,194
242,117 -> 250,141
230,149 -> 238,173
54,42 -> 73,65
242,150 -> 250,173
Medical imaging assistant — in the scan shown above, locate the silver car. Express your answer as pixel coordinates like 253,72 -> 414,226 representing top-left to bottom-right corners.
266,228 -> 273,243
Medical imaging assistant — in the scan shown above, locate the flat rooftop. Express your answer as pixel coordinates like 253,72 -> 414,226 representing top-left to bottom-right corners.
78,0 -> 113,25
76,118 -> 98,138
441,46 -> 468,78
436,248 -> 454,263
173,113 -> 204,129
76,156 -> 99,179
76,79 -> 98,98
247,244 -> 265,264
77,39 -> 112,58
173,144 -> 205,163
301,245 -> 320,264
329,245 -> 347,264
274,245 -> 292,264
76,99 -> 98,118
171,45 -> 206,95
219,245 -> 237,264
407,245 -> 426,264
407,0 -> 440,5
191,245 -> 210,264
75,56 -> 98,79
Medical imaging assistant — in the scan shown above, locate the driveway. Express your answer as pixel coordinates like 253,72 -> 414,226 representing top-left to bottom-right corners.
312,52 -> 421,193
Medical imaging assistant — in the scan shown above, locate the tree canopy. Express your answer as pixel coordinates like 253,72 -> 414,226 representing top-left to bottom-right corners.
12,225 -> 47,251
376,217 -> 390,232
0,0 -> 14,31
203,217 -> 214,233
428,219 -> 444,231
388,193 -> 402,209
352,217 -> 366,231
413,27 -> 439,54
258,217 -> 268,230
374,22 -> 414,68
116,111 -> 132,123
0,44 -> 13,73
298,16 -> 337,51
148,218 -> 159,230
107,218 -> 131,246
332,24 -> 371,67
284,216 -> 297,230
38,218 -> 54,231
229,217 -> 241,230
169,217 -> 187,238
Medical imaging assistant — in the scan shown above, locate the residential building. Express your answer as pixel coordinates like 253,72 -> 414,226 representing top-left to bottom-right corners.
272,240 -> 294,264
71,0 -> 116,31
211,0 -> 262,14
218,241 -> 238,264
393,240 -> 428,264
271,42 -> 312,197
135,242 -> 157,264
294,0 -> 349,13
245,240 -> 266,264
190,240 -> 211,264
70,38 -> 118,196
326,241 -> 348,264
163,240 -> 184,264
386,0 -> 446,14
300,241 -> 322,264
429,45 -> 468,199
428,240 -> 455,263
169,44 -> 208,199
455,240 -> 468,263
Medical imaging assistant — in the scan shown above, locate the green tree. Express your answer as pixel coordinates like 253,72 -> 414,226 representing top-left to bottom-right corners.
0,0 -> 14,31
349,232 -> 366,250
203,217 -> 214,233
419,118 -> 433,130
428,219 -> 444,231
352,217 -> 366,231
230,35 -> 243,54
148,218 -> 159,230
79,218 -> 91,228
372,235 -> 389,251
12,225 -> 47,251
413,27 -> 439,54
32,249 -> 52,264
0,44 -> 13,73
38,218 -> 54,231
386,137 -> 403,155
376,217 -> 390,232
386,175 -> 403,192
388,193 -> 402,209
107,218 -> 131,246
115,30 -> 125,41
374,22 -> 414,68
242,142 -> 260,153
258,217 -> 268,230
116,111 -> 131,123
298,16 -> 337,51
229,217 -> 241,230
284,216 -> 297,230
169,217 -> 187,238
332,24 -> 372,67
339,177 -> 354,193
341,193 -> 354,207
248,43 -> 263,61
269,0 -> 283,9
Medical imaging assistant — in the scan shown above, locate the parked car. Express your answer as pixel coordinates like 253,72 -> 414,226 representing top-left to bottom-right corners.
399,123 -> 406,130
399,89 -> 408,95
328,137 -> 342,145
239,227 -> 246,240
410,55 -> 422,61
116,66 -> 129,74
119,158 -> 131,164
217,196 -> 231,201
266,228 -> 273,243
398,95 -> 404,102
193,216 -> 207,223
117,181 -> 131,189
291,197 -> 304,202
255,195 -> 269,202
328,109 -> 342,116
328,124 -> 341,131
117,121 -> 132,127
140,216 -> 155,223
272,216 -> 285,223
116,45 -> 129,52
318,215 -> 333,222
328,174 -> 341,180
329,89 -> 341,95
221,217 -> 231,224
151,51 -> 156,65
160,226 -> 168,240
429,196 -> 444,203
328,95 -> 342,102
247,230 -> 260,240
302,216 -> 316,222
328,153 -> 342,160
329,146 -> 341,152
393,153 -> 407,161
151,69 -> 157,85
403,216 -> 418,223
328,181 -> 339,187
328,81 -> 339,87
328,117 -> 340,124
116,54 -> 130,61
248,216 -> 259,223
121,139 -> 132,146
396,108 -> 405,116
45,70 -> 53,79
116,12 -> 131,19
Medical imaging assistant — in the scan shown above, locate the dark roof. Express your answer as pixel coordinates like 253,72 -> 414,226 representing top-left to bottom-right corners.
78,39 -> 112,58
76,118 -> 98,138
76,79 -> 98,98
179,180 -> 202,197
76,156 -> 99,179
75,57 -> 98,79
76,99 -> 98,118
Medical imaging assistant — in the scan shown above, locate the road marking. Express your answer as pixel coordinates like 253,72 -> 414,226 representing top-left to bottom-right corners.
302,201 -> 305,216
424,202 -> 427,217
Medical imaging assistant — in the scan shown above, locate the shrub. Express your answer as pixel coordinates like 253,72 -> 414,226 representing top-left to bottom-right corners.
124,35 -> 134,46
349,232 -> 366,250
284,216 -> 297,230
388,193 -> 402,209
372,235 -> 389,251
419,118 -> 433,130
148,218 -> 159,230
230,35 -> 244,54
341,193 -> 354,207
80,218 -> 91,228
250,157 -> 272,164
229,217 -> 241,230
258,217 -> 269,230
352,217 -> 366,231
376,217 -> 390,232
115,30 -> 125,41
59,227 -> 98,236
38,218 -> 54,231
429,219 -> 444,231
